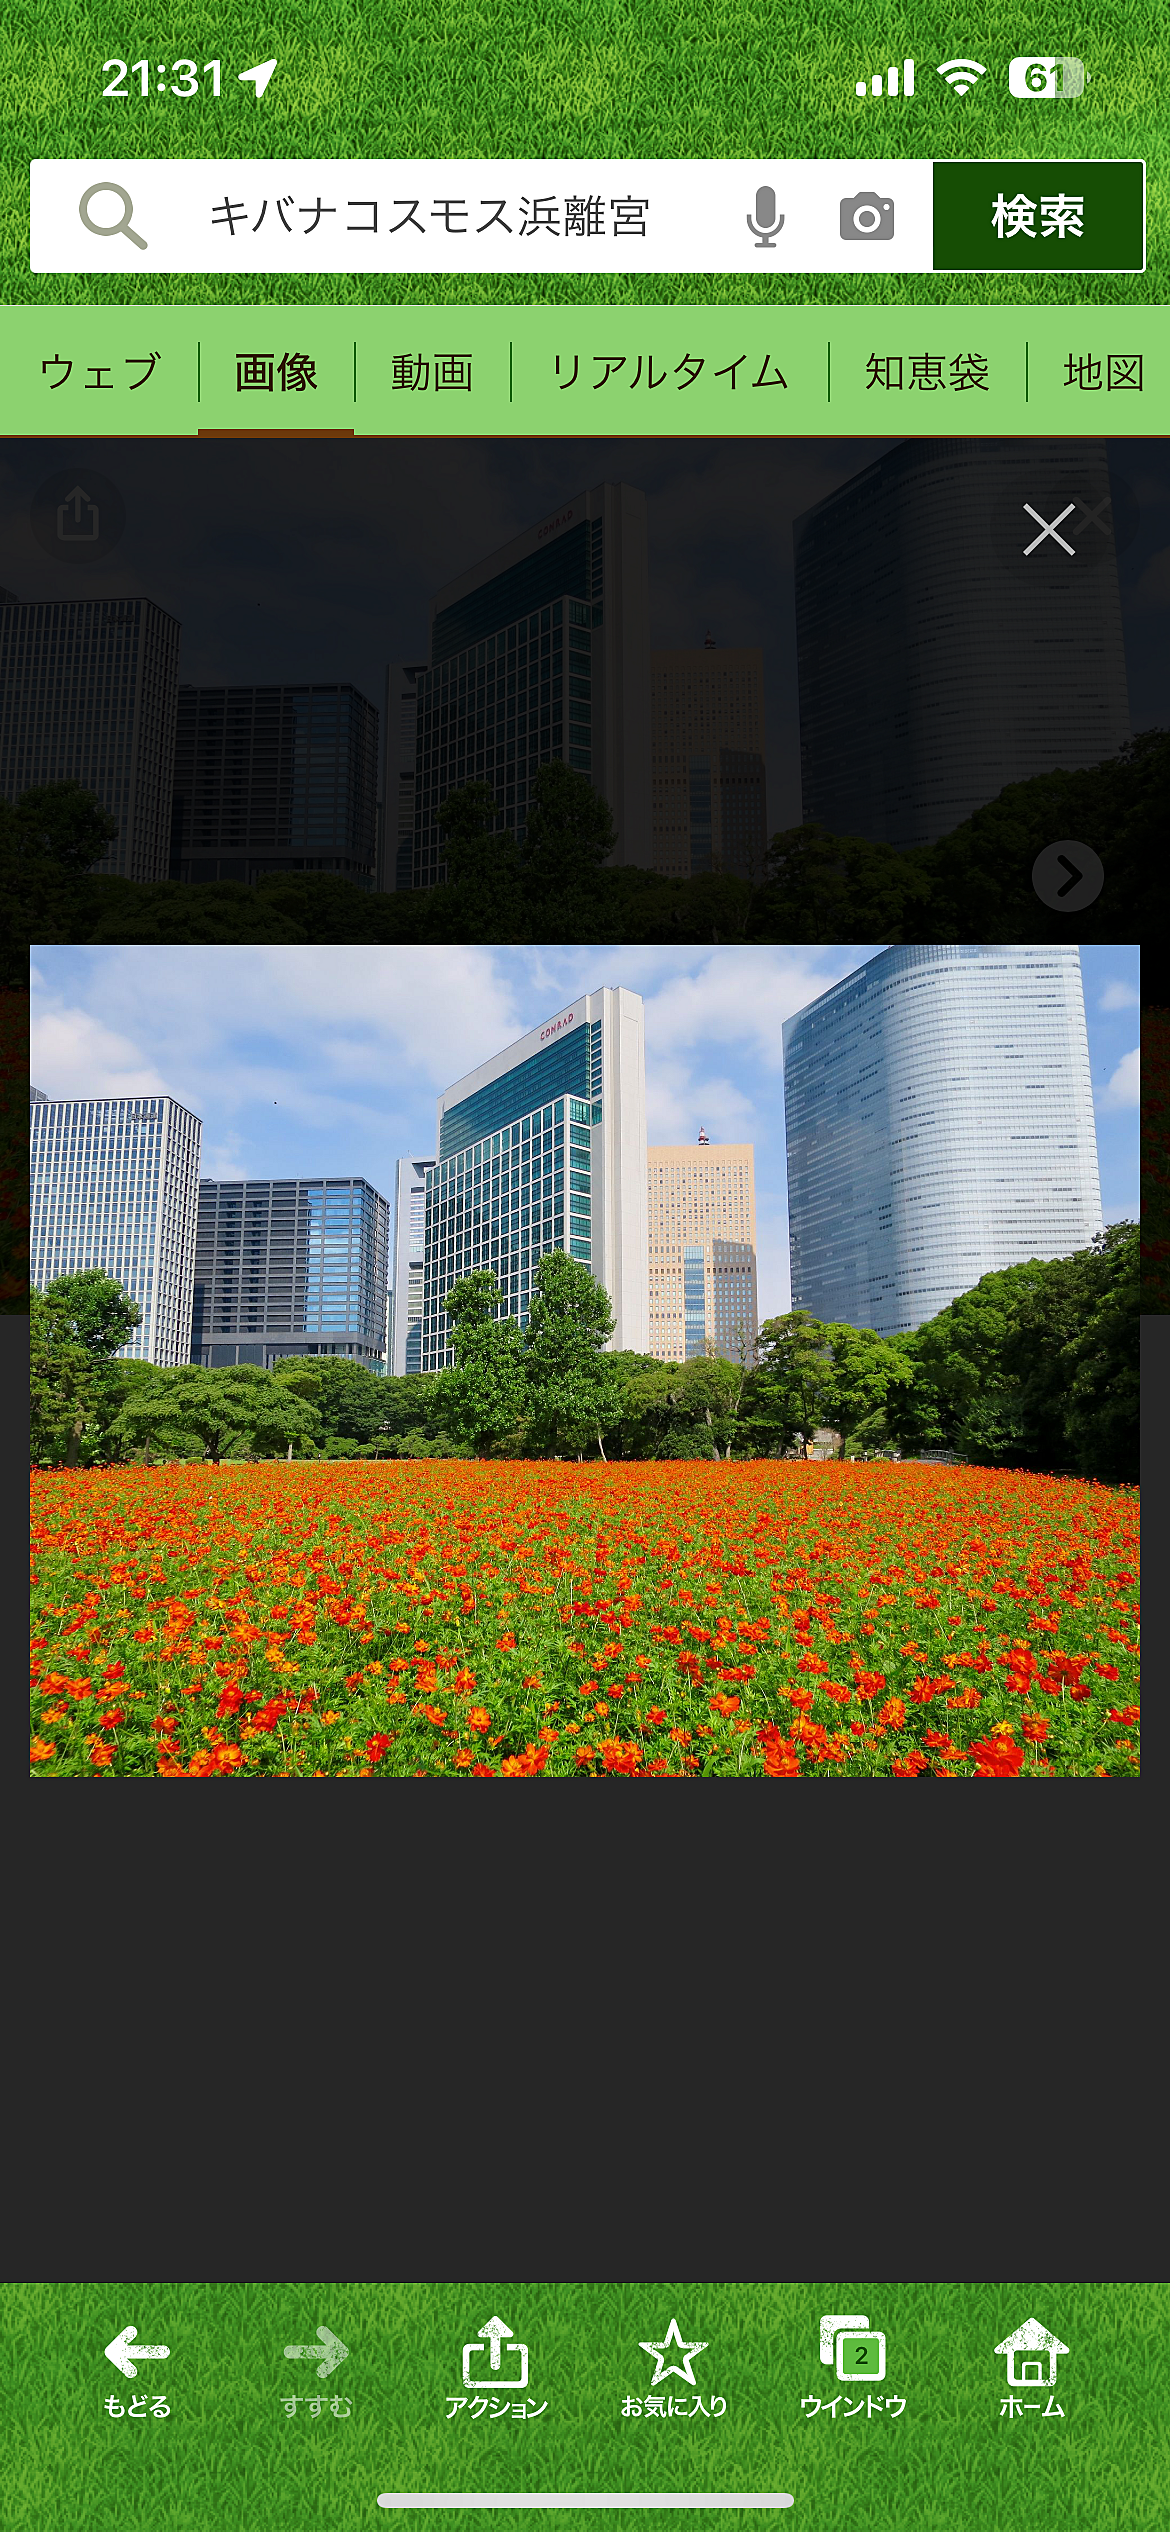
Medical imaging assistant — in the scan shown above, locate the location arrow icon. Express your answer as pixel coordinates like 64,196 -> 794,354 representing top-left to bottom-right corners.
105,2326 -> 170,2379
238,59 -> 277,96
284,2326 -> 349,2379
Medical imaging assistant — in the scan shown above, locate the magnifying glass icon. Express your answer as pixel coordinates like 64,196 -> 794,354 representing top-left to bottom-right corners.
79,181 -> 147,249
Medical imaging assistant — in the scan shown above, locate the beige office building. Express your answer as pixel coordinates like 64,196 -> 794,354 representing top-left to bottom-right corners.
647,1135 -> 758,1364
651,642 -> 768,882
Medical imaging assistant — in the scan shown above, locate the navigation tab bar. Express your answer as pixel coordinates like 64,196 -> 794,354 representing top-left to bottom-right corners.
2,304 -> 1158,434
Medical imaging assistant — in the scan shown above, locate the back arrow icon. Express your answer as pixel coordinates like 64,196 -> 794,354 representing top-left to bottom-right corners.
284,2326 -> 349,2378
105,2327 -> 170,2378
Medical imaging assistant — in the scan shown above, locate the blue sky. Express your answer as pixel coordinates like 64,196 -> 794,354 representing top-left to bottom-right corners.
29,942 -> 1139,1321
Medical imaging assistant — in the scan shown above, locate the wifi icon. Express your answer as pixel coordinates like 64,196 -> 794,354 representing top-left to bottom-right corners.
936,57 -> 988,91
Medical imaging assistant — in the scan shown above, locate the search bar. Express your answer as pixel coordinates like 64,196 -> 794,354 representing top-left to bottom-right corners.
30,158 -> 934,272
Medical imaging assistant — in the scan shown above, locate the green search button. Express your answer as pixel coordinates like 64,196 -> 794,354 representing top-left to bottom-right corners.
933,160 -> 1145,271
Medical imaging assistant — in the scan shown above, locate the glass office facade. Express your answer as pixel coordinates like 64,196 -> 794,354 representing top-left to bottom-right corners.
1,596 -> 180,881
411,594 -> 597,888
423,989 -> 648,1368
407,483 -> 651,888
793,439 -> 1132,851
783,944 -> 1104,1336
170,684 -> 379,887
191,1176 -> 390,1368
30,1093 -> 203,1364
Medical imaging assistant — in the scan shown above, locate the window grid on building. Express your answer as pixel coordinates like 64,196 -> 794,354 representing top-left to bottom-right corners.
782,944 -> 1104,1337
191,1176 -> 390,1368
646,1141 -> 759,1364
30,1093 -> 202,1364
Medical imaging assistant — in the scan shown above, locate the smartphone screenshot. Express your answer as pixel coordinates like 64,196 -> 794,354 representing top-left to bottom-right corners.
13,18 -> 1154,2531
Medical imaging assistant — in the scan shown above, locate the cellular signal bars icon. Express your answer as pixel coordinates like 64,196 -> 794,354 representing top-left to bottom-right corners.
856,59 -> 914,96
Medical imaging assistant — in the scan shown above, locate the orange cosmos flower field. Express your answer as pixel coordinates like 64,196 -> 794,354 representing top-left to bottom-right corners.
30,1462 -> 1138,1778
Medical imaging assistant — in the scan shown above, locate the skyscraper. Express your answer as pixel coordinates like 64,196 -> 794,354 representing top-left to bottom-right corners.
647,1136 -> 758,1363
783,944 -> 1103,1336
30,1092 -> 202,1364
190,1177 -> 390,1368
390,1156 -> 437,1375
407,483 -> 651,888
423,988 -> 649,1370
380,662 -> 428,891
651,643 -> 768,882
793,439 -> 1132,849
170,684 -> 379,887
0,596 -> 180,881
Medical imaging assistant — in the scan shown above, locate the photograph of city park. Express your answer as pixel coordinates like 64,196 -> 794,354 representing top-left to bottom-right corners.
28,936 -> 1139,1781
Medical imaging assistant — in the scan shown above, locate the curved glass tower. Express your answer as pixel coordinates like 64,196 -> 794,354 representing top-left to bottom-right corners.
783,944 -> 1103,1335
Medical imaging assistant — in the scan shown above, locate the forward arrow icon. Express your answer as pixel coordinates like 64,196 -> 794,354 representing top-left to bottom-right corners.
284,2326 -> 349,2379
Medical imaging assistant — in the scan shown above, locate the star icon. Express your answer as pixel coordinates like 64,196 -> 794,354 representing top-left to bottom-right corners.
639,2319 -> 709,2387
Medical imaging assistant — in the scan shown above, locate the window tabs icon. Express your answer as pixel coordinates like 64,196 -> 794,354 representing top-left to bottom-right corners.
820,2314 -> 887,2382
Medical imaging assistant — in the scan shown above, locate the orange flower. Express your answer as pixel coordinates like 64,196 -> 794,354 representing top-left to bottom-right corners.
756,1723 -> 801,1777
709,1691 -> 741,1717
877,1697 -> 906,1729
453,1668 -> 476,1694
29,1737 -> 57,1763
1020,1714 -> 1050,1742
467,1705 -> 491,1732
966,1733 -> 1025,1776
496,1632 -> 517,1651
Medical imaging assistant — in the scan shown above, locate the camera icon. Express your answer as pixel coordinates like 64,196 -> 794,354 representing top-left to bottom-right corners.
840,190 -> 895,240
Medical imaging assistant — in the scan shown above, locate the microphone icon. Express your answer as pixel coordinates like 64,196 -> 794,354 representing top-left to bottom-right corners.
747,184 -> 784,247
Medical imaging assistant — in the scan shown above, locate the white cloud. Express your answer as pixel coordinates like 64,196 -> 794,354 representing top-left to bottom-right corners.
28,1003 -> 166,1099
1098,1047 -> 1140,1109
1098,979 -> 1139,1011
640,947 -> 865,1071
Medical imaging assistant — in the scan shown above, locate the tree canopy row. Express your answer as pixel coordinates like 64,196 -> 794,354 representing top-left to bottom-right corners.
33,1225 -> 1138,1484
6,730 -> 1166,966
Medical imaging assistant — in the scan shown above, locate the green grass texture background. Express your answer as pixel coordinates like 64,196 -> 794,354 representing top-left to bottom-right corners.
2,2283 -> 1167,2532
3,0 -> 1167,302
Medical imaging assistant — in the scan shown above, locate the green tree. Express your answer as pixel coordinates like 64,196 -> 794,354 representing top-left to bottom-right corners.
523,1250 -> 623,1458
822,1321 -> 916,1454
750,822 -> 933,945
271,1355 -> 389,1443
1,784 -> 119,979
745,1309 -> 837,1455
435,782 -> 524,932
520,759 -> 616,895
375,1371 -> 448,1444
29,1270 -> 141,1464
1003,1223 -> 1139,1482
888,1262 -> 1057,1464
440,1268 -> 529,1454
110,1364 -> 320,1463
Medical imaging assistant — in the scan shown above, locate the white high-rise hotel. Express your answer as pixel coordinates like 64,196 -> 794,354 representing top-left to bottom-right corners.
30,1090 -> 203,1364
422,988 -> 649,1370
783,944 -> 1103,1337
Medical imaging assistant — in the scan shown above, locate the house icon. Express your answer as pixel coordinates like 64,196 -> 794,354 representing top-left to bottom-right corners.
994,2319 -> 1069,2388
